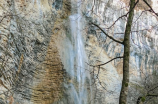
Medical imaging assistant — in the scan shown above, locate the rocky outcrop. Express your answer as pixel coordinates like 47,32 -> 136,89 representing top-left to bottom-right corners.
0,0 -> 158,104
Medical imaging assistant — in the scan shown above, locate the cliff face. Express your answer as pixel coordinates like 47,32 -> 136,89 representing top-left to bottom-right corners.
0,0 -> 158,104
85,0 -> 158,103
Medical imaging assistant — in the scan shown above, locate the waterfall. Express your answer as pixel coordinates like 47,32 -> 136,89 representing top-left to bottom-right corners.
69,15 -> 87,104
68,0 -> 90,104
32,0 -> 91,103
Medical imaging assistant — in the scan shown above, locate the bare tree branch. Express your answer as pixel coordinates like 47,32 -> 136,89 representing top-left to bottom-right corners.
96,56 -> 123,67
91,22 -> 124,44
87,56 -> 124,67
107,0 -> 139,29
143,0 -> 158,16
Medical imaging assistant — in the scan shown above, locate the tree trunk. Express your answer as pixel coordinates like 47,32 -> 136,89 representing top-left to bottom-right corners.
119,0 -> 135,104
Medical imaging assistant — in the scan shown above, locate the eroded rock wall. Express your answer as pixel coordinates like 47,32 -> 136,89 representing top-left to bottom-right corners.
84,0 -> 158,103
0,0 -> 70,104
0,0 -> 158,104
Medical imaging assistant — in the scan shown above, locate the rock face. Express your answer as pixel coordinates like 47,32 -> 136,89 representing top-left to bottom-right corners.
31,36 -> 64,104
0,0 -> 158,104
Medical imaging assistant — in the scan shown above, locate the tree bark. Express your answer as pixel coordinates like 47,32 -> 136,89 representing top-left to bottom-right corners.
119,0 -> 135,104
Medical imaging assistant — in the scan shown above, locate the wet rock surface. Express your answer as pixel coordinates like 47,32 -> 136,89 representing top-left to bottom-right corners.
0,0 -> 158,104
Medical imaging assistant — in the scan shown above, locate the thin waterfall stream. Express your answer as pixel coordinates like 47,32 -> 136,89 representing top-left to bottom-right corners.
69,14 -> 87,104
68,0 -> 90,104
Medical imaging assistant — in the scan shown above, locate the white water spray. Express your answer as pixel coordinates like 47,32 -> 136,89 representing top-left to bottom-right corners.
69,0 -> 89,104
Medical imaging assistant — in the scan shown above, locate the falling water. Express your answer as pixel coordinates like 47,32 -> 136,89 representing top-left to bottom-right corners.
68,0 -> 89,104
33,0 -> 91,103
